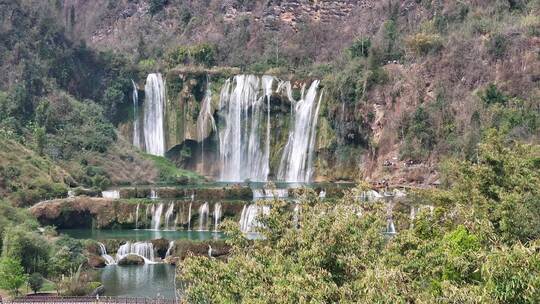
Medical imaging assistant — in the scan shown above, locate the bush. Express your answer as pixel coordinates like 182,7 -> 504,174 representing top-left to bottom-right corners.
487,33 -> 507,59
28,273 -> 44,294
406,33 -> 443,55
479,83 -> 507,105
149,0 -> 168,15
348,37 -> 371,58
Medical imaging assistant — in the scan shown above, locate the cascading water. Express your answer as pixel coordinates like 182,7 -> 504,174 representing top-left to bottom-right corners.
98,242 -> 116,265
151,203 -> 164,230
292,204 -> 300,228
213,202 -> 222,232
117,242 -> 156,264
150,189 -> 159,199
252,188 -> 289,200
218,75 -> 272,182
239,204 -> 270,233
165,241 -> 175,258
102,190 -> 120,199
187,202 -> 192,231
143,73 -> 166,156
278,80 -> 323,183
198,202 -> 210,231
132,80 -> 142,149
164,203 -> 175,230
197,80 -> 216,172
135,203 -> 140,229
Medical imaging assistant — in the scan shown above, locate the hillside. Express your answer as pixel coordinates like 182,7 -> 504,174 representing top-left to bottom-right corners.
56,0 -> 540,185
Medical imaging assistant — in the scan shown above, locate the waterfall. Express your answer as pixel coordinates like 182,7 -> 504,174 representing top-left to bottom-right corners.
98,242 -> 115,265
386,219 -> 396,235
198,202 -> 210,231
319,190 -> 326,199
117,242 -> 156,264
143,73 -> 166,156
187,202 -> 192,231
239,204 -> 270,233
132,80 -> 142,149
252,188 -> 289,200
135,203 -> 140,229
292,204 -> 300,228
213,202 -> 222,232
218,75 -> 272,182
262,75 -> 274,181
165,241 -> 175,258
278,80 -> 323,183
197,81 -> 216,172
102,190 -> 120,199
150,189 -> 159,199
164,203 -> 175,230
151,203 -> 164,230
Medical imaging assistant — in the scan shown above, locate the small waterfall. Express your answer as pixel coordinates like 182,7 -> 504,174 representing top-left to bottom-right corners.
359,190 -> 383,202
98,242 -> 115,265
151,203 -> 164,230
198,202 -> 210,231
319,190 -> 326,199
218,75 -> 272,182
187,202 -> 192,231
135,203 -> 140,229
117,242 -> 156,264
164,203 -> 175,230
213,202 -> 222,232
252,188 -> 289,200
150,189 -> 159,199
102,190 -> 120,199
386,219 -> 396,235
197,80 -> 216,172
165,241 -> 175,258
67,190 -> 75,198
239,204 -> 270,233
278,80 -> 323,183
292,204 -> 300,228
132,80 -> 142,149
143,73 -> 166,156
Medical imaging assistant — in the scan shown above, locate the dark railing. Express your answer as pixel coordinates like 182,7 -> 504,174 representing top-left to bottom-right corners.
3,296 -> 177,304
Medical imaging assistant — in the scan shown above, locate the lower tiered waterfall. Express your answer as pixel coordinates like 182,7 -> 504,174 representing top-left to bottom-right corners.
98,243 -> 116,265
102,190 -> 120,199
278,80 -> 323,183
143,73 -> 166,156
198,202 -> 210,231
213,202 -> 222,232
151,204 -> 164,230
117,242 -> 156,264
218,75 -> 273,182
164,203 -> 175,230
239,204 -> 270,233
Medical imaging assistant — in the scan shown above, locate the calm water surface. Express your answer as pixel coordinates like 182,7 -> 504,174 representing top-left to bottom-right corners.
100,264 -> 176,299
59,229 -> 224,241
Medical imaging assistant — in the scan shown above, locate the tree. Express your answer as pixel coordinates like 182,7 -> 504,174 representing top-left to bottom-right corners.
0,258 -> 27,296
28,273 -> 44,294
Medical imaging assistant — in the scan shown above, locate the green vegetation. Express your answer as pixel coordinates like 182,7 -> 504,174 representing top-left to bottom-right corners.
28,273 -> 44,294
181,133 -> 540,302
0,258 -> 27,296
144,154 -> 204,184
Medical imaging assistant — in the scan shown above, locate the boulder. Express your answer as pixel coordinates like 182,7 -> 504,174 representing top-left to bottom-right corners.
88,255 -> 107,268
118,254 -> 145,266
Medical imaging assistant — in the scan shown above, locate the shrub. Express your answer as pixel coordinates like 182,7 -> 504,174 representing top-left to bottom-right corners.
28,273 -> 44,294
149,0 -> 168,15
0,257 -> 27,295
348,37 -> 371,58
406,33 -> 443,55
479,83 -> 507,105
487,33 -> 507,59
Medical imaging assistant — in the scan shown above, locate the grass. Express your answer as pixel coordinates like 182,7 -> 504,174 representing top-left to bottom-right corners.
143,153 -> 204,184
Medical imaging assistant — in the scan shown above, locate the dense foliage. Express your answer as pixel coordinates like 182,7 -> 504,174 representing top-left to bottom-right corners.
181,133 -> 540,303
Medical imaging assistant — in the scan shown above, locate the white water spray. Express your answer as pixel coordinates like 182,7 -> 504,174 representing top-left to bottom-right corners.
143,73 -> 166,156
